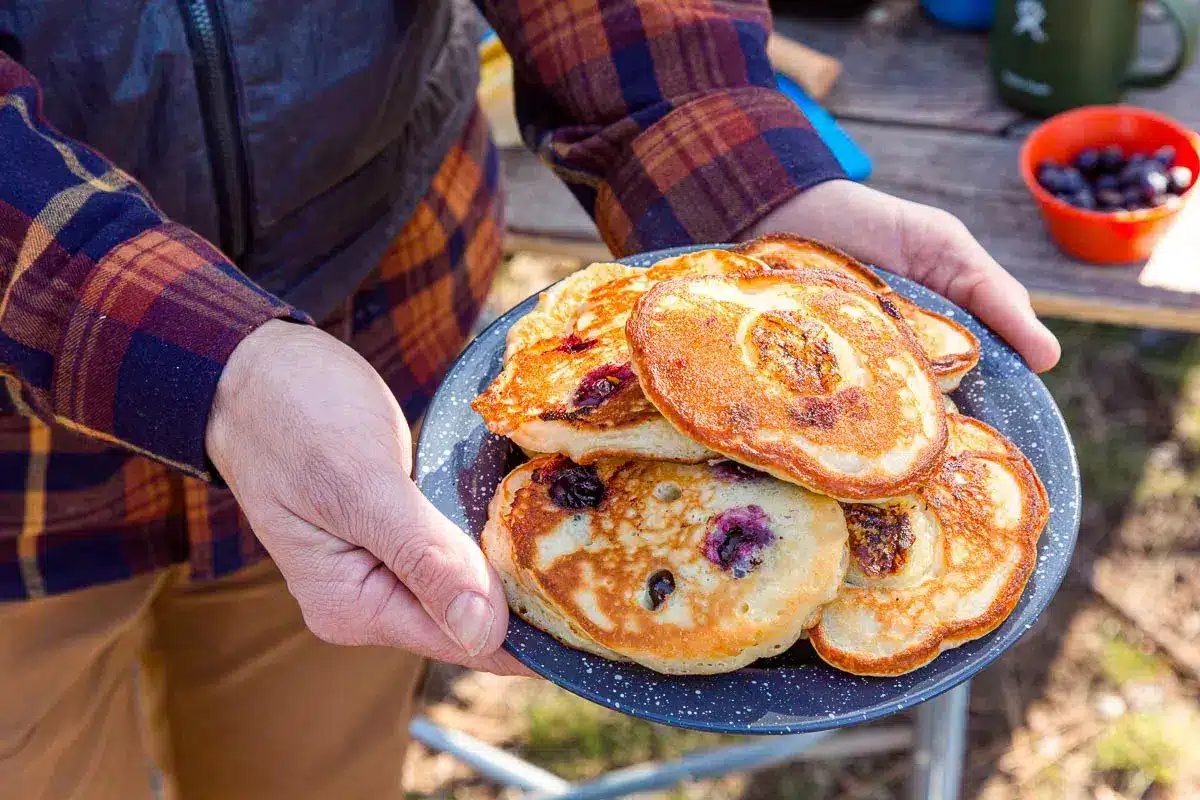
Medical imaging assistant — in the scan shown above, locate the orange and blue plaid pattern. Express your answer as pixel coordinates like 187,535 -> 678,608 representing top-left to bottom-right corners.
0,56 -> 307,481
0,108 -> 503,598
479,0 -> 845,255
1,0 -> 841,599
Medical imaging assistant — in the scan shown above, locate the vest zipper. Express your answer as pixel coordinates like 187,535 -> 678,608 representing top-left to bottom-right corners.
179,0 -> 249,261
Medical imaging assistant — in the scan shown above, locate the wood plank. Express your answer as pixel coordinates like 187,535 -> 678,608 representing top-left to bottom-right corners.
774,0 -> 1200,135
502,148 -> 595,242
503,232 -> 611,264
773,0 -> 1021,134
841,119 -> 1200,329
502,134 -> 1200,332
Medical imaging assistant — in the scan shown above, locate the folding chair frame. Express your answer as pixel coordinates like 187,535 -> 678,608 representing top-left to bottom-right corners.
410,678 -> 970,799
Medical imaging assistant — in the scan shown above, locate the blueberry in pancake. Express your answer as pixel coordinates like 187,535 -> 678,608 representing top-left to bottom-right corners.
626,270 -> 949,501
482,455 -> 849,675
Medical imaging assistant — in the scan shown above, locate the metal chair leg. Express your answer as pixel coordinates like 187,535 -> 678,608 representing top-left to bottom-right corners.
909,680 -> 971,800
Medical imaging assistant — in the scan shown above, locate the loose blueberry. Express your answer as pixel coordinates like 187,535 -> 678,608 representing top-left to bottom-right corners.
1123,186 -> 1147,210
1037,165 -> 1064,194
1099,145 -> 1126,173
646,569 -> 675,610
1074,148 -> 1101,175
1059,167 -> 1087,194
1096,188 -> 1125,210
1147,194 -> 1172,209
1140,168 -> 1170,198
573,363 -> 635,408
1072,188 -> 1097,210
533,461 -> 606,509
1094,174 -> 1120,192
1154,145 -> 1177,168
1169,165 -> 1194,194
1118,161 -> 1146,188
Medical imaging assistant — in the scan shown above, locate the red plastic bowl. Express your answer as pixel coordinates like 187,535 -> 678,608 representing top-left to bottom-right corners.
1020,105 -> 1200,264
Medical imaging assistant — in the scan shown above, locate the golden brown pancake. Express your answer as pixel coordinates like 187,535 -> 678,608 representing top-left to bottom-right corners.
736,234 -> 981,391
482,456 -> 849,674
474,250 -> 768,463
808,415 -> 1049,676
626,270 -> 949,501
505,262 -> 639,360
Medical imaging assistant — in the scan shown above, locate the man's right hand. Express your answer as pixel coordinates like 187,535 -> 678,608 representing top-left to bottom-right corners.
205,320 -> 531,676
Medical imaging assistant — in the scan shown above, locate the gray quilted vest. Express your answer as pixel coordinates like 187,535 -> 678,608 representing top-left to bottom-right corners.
0,0 -> 482,320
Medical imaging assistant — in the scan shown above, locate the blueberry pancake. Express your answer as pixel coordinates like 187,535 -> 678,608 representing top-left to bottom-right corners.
809,415 -> 1049,676
482,455 -> 849,675
504,261 -> 638,361
737,234 -> 980,391
626,270 -> 949,502
474,250 -> 768,464
573,249 -> 769,339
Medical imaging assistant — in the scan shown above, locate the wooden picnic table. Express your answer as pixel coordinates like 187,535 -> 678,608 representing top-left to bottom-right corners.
501,0 -> 1200,332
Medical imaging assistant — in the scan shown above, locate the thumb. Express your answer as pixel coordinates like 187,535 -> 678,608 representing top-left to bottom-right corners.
925,224 -> 1062,373
950,266 -> 1062,373
359,475 -> 510,658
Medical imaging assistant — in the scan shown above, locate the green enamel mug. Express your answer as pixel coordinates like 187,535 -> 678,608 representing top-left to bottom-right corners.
990,0 -> 1199,117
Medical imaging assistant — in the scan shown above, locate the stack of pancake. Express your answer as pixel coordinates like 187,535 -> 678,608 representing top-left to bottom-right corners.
473,236 -> 1048,677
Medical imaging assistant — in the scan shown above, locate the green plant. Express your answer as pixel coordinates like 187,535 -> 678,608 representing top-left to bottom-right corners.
1099,635 -> 1165,687
522,691 -> 732,781
1094,712 -> 1183,786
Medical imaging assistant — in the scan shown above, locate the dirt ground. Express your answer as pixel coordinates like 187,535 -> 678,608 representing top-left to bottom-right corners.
403,254 -> 1200,800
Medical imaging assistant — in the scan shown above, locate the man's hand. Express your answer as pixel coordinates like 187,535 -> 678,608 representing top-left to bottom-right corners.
747,180 -> 1061,373
205,320 -> 531,676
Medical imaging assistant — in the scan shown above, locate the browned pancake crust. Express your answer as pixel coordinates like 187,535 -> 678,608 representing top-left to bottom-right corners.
736,234 -> 890,292
890,295 -> 980,387
627,270 -> 948,501
575,250 -> 770,338
809,416 -> 1049,675
736,233 -> 980,389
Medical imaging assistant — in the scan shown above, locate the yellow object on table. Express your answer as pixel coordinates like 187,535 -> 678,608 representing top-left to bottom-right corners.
478,36 -> 521,148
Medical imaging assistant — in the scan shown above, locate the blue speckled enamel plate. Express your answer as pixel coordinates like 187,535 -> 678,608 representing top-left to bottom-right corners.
415,245 -> 1081,735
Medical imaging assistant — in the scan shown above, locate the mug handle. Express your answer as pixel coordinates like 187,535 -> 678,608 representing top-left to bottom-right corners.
1126,0 -> 1199,89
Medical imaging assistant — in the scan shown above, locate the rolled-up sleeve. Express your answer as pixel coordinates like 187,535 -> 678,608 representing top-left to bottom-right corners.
478,0 -> 847,254
0,55 -> 310,481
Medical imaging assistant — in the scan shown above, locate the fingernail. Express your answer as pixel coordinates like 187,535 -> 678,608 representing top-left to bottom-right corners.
446,591 -> 494,656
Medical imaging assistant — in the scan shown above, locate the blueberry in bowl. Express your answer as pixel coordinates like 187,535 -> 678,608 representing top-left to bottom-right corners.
1036,144 -> 1190,214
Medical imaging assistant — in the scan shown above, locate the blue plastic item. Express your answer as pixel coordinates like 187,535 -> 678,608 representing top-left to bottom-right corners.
774,73 -> 872,181
920,0 -> 996,31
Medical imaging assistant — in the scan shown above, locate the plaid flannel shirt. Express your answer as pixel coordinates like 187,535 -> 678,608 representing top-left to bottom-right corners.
0,0 -> 843,599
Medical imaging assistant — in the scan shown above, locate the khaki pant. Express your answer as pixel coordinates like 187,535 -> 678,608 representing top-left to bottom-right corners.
0,560 -> 424,800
